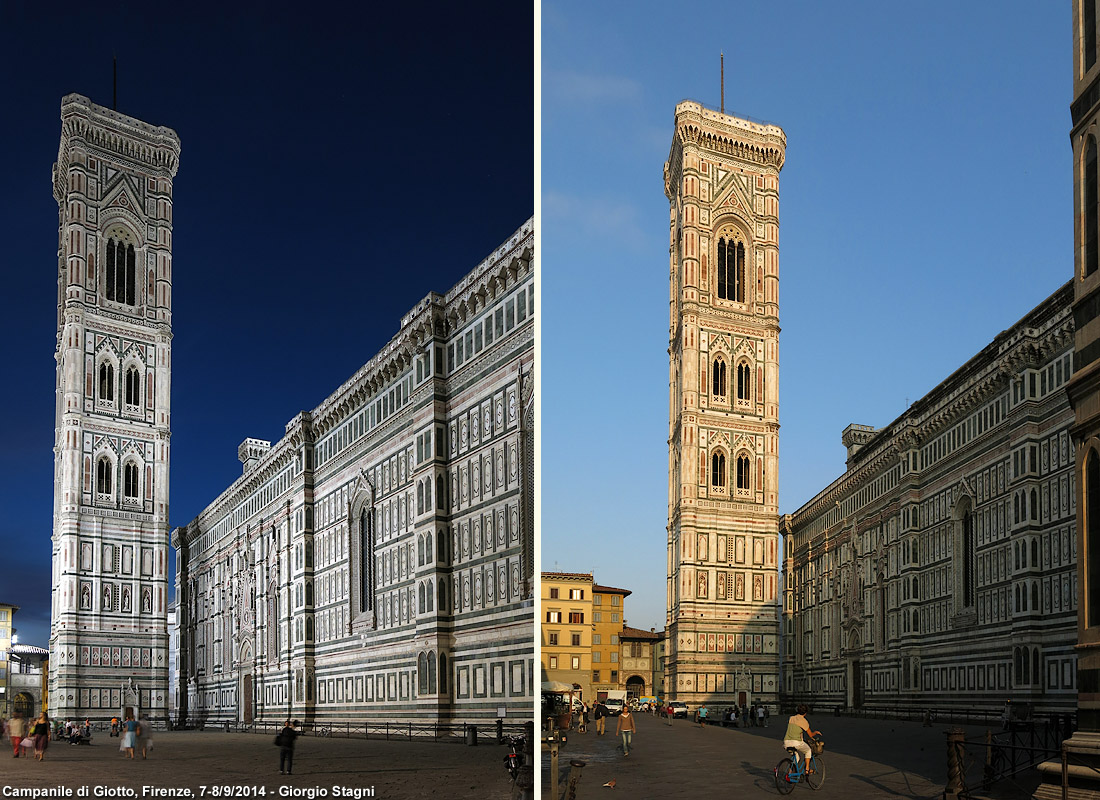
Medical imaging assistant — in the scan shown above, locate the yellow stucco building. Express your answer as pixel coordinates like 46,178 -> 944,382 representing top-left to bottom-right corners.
0,603 -> 17,716
541,572 -> 594,701
591,584 -> 630,696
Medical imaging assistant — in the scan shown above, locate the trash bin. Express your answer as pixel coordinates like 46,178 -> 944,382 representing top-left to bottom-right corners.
466,725 -> 478,746
224,721 -> 230,732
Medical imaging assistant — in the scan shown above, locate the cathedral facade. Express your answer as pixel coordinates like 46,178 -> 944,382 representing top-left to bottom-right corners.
664,101 -> 786,709
49,95 -> 180,723
782,283 -> 1077,715
173,220 -> 534,727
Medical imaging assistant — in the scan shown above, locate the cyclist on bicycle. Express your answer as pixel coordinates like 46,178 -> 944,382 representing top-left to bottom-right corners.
783,704 -> 821,773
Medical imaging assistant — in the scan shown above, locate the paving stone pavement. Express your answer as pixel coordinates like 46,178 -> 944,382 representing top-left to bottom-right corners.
542,713 -> 1048,799
0,730 -> 517,800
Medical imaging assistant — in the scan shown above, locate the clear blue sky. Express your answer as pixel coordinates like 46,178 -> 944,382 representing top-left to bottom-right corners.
0,1 -> 533,649
542,1 -> 1071,634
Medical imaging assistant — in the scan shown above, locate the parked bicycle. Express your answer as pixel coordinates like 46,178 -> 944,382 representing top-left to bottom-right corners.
504,733 -> 526,782
775,737 -> 825,793
316,726 -> 331,737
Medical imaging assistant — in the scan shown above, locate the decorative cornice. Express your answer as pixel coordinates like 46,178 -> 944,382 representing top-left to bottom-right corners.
789,281 -> 1073,530
180,220 -> 534,542
671,101 -> 786,171
58,94 -> 180,178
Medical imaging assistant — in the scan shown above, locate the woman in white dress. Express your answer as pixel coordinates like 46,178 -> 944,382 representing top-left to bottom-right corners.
119,713 -> 140,759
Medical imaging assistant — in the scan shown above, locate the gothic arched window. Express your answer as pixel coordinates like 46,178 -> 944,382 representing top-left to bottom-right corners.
106,237 -> 137,305
125,367 -> 140,407
962,509 -> 975,607
123,462 -> 138,500
1088,136 -> 1098,277
96,457 -> 113,495
99,362 -> 115,402
716,237 -> 746,302
712,359 -> 727,397
736,455 -> 751,490
1088,449 -> 1100,625
736,362 -> 751,401
360,509 -> 375,614
711,451 -> 726,489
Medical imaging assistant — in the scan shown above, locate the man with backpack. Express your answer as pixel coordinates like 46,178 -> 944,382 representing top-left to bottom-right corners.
275,719 -> 299,775
593,700 -> 609,736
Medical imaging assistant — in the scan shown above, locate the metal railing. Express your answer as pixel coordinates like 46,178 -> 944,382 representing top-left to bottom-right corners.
190,719 -> 529,744
943,719 -> 1074,799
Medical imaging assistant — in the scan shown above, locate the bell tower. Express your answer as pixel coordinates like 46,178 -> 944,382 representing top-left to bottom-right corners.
664,101 -> 785,709
50,94 -> 180,722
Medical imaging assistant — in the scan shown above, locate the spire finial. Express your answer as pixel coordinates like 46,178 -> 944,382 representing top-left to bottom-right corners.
720,52 -> 724,115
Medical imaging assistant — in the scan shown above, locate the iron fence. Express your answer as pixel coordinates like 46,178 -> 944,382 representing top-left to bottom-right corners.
194,719 -> 528,744
945,720 -> 1073,799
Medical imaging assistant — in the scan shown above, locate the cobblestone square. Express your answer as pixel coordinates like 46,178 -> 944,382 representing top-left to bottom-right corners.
0,730 -> 516,800
543,713 -> 1047,799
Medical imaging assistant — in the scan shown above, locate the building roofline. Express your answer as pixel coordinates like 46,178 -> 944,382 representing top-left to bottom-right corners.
592,584 -> 633,597
541,572 -> 593,581
620,625 -> 662,639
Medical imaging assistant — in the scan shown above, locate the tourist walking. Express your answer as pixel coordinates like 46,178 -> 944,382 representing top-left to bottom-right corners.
594,701 -> 608,736
111,716 -> 119,737
615,706 -> 636,757
277,719 -> 299,775
757,704 -> 766,727
119,713 -> 140,759
32,712 -> 50,761
698,704 -> 708,728
579,701 -> 589,733
138,716 -> 152,759
9,711 -> 26,757
665,703 -> 674,726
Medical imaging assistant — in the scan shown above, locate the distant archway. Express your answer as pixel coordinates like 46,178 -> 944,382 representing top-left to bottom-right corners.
625,676 -> 646,699
13,692 -> 34,717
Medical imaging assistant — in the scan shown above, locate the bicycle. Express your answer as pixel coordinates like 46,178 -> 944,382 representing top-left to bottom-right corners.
774,737 -> 825,793
503,733 -> 525,782
316,726 -> 331,737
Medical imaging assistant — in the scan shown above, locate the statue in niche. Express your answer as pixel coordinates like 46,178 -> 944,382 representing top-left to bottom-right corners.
735,574 -> 745,601
122,588 -> 131,612
80,585 -> 91,610
697,572 -> 707,599
142,590 -> 151,613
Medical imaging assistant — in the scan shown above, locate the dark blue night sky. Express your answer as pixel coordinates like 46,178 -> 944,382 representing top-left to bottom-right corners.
0,2 -> 534,648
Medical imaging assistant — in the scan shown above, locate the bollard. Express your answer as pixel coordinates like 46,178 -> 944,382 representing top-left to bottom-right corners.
983,728 -> 993,789
546,729 -> 561,800
465,724 -> 477,746
516,721 -> 535,800
564,760 -> 586,800
944,727 -> 965,800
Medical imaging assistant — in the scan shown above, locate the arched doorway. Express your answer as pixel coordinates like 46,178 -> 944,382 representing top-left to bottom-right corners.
846,629 -> 863,708
13,692 -> 34,717
625,675 -> 645,700
239,640 -> 254,725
